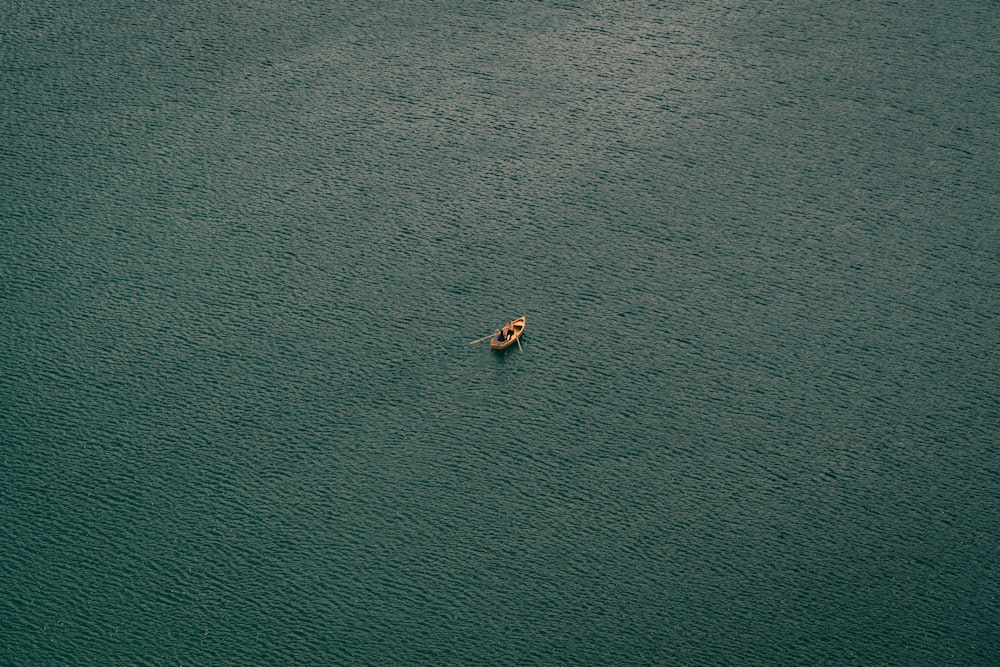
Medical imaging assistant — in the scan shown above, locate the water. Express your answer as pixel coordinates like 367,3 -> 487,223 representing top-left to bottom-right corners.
2,1 -> 997,663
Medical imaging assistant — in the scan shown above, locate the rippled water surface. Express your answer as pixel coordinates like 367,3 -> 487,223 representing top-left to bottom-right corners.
2,1 -> 997,663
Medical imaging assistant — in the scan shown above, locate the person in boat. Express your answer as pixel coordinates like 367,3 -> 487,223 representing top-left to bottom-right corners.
496,328 -> 507,342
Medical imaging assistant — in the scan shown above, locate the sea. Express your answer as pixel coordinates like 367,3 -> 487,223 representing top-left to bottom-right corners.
2,1 -> 997,664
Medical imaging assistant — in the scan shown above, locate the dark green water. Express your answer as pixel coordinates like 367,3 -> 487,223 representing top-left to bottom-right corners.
2,1 -> 997,663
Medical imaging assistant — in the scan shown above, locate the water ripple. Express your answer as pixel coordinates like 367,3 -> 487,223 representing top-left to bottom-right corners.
3,0 -> 997,664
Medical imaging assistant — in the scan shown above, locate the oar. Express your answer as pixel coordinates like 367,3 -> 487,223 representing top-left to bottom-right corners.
468,331 -> 497,345
516,337 -> 522,352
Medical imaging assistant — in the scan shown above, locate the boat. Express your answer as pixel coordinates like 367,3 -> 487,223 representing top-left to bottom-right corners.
491,316 -> 526,350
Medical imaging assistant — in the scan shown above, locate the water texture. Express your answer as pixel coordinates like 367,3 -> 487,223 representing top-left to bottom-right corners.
2,1 -> 997,664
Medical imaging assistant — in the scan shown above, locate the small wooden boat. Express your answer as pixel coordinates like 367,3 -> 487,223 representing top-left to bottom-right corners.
491,316 -> 526,350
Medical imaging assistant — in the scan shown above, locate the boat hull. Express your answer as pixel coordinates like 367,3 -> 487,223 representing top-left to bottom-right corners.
490,316 -> 526,350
